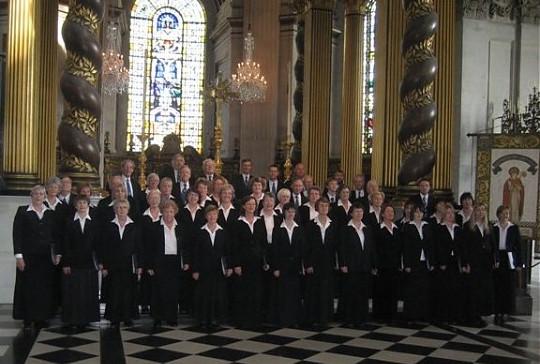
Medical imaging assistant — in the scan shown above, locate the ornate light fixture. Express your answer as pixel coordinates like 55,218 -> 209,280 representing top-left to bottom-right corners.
500,87 -> 540,134
230,29 -> 267,103
102,21 -> 129,94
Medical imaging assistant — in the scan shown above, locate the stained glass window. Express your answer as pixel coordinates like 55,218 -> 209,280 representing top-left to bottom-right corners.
362,1 -> 376,154
128,0 -> 206,152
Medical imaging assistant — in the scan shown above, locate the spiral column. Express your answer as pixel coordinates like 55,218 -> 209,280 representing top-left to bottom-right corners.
59,0 -> 104,184
397,0 -> 438,186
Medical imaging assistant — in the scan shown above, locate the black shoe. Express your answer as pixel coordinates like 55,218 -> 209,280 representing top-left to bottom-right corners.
35,321 -> 49,329
141,306 -> 150,315
124,320 -> 134,327
110,321 -> 120,328
153,320 -> 162,328
166,321 -> 177,327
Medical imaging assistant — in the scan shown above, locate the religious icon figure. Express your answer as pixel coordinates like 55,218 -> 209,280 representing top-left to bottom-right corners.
502,166 -> 525,223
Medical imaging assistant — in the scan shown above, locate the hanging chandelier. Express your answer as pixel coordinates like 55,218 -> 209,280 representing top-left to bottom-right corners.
230,29 -> 267,103
102,22 -> 129,94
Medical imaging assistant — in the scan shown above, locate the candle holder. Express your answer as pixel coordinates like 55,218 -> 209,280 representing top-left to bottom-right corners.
136,134 -> 150,189
283,140 -> 294,181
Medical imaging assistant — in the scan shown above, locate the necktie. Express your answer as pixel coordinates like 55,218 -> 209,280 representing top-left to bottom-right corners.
244,175 -> 249,186
423,195 -> 427,207
182,182 -> 188,194
175,170 -> 179,183
126,179 -> 133,196
208,175 -> 213,181
295,195 -> 300,206
271,182 -> 276,195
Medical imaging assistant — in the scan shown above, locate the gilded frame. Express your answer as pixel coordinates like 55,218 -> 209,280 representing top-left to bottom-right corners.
475,133 -> 540,243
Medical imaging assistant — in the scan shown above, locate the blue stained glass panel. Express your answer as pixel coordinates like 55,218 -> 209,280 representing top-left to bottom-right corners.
362,1 -> 376,155
128,0 -> 206,152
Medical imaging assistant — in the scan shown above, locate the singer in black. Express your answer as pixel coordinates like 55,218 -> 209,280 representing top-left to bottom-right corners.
147,200 -> 191,327
60,195 -> 100,329
13,185 -> 60,330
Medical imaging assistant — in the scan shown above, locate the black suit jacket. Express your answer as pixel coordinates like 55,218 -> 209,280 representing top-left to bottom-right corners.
402,222 -> 434,270
271,224 -> 307,274
339,224 -> 377,273
492,224 -> 522,267
305,219 -> 338,276
231,174 -> 254,200
409,194 -> 436,217
265,179 -> 285,195
13,206 -> 58,257
61,217 -> 100,269
100,221 -> 142,271
434,224 -> 464,269
192,227 -> 230,275
350,189 -> 368,208
231,218 -> 267,269
375,224 -> 403,271
146,221 -> 191,270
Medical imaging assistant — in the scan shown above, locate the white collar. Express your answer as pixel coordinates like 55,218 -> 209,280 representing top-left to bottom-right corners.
239,215 -> 260,223
219,204 -> 235,210
74,213 -> 91,221
143,208 -> 161,217
160,217 -> 178,227
494,221 -> 514,228
112,216 -> 134,225
337,199 -> 349,207
380,222 -> 397,230
348,220 -> 366,229
201,223 -> 223,231
27,204 -> 49,213
314,215 -> 332,226
260,209 -> 278,217
280,221 -> 299,229
409,220 -> 428,227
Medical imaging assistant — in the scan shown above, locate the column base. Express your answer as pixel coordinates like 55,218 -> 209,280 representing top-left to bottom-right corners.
1,173 -> 39,195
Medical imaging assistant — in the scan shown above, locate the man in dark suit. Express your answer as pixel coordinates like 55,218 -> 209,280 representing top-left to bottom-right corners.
160,153 -> 185,183
409,178 -> 436,217
350,173 -> 368,209
174,165 -> 192,207
322,178 -> 339,204
121,159 -> 141,214
59,176 -> 76,207
265,164 -> 284,196
231,158 -> 255,200
200,158 -> 219,182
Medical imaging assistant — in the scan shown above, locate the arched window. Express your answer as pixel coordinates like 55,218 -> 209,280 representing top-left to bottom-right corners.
362,1 -> 376,154
128,0 -> 206,152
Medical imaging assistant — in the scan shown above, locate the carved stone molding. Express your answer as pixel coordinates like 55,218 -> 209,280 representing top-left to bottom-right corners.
462,0 -> 540,24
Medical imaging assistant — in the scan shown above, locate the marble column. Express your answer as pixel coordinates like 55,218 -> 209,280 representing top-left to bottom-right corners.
340,0 -> 367,186
302,0 -> 335,186
2,0 -> 40,192
372,0 -> 455,199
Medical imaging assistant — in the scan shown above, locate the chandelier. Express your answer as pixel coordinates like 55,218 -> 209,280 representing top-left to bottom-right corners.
230,30 -> 267,103
102,22 -> 129,94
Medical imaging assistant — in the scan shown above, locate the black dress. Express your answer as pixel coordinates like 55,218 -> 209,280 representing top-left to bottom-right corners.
100,220 -> 143,323
373,224 -> 402,322
231,217 -> 267,328
147,220 -> 191,323
434,223 -> 465,323
304,218 -> 338,326
339,223 -> 377,325
402,221 -> 434,322
462,224 -> 498,323
192,225 -> 231,326
60,216 -> 100,326
492,223 -> 521,315
12,206 -> 58,323
271,223 -> 307,327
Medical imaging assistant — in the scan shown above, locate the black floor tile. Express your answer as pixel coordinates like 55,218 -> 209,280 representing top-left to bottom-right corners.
357,359 -> 398,364
476,354 -> 532,364
31,349 -> 97,364
306,332 -> 352,344
129,348 -> 189,362
413,330 -> 457,341
45,327 -> 95,335
183,324 -> 229,333
190,334 -> 240,346
387,343 -> 437,356
514,338 -> 540,349
124,326 -> 173,335
264,346 -> 319,360
199,347 -> 254,361
327,344 -> 379,357
477,329 -> 521,338
250,333 -> 298,345
418,357 -> 472,364
40,336 -> 96,349
442,341 -> 490,353
127,335 -> 180,347
362,332 -> 408,342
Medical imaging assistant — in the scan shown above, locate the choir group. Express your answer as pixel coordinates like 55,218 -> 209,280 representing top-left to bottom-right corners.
12,154 -> 523,333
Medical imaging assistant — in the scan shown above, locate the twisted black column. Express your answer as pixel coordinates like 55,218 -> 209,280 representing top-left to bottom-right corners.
291,18 -> 305,163
59,0 -> 104,182
397,0 -> 438,186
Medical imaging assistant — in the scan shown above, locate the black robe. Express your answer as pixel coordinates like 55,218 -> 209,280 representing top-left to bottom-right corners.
271,224 -> 307,326
192,226 -> 231,325
100,221 -> 143,323
12,206 -> 58,322
492,223 -> 522,315
230,217 -> 267,328
304,219 -> 338,326
60,217 -> 100,325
